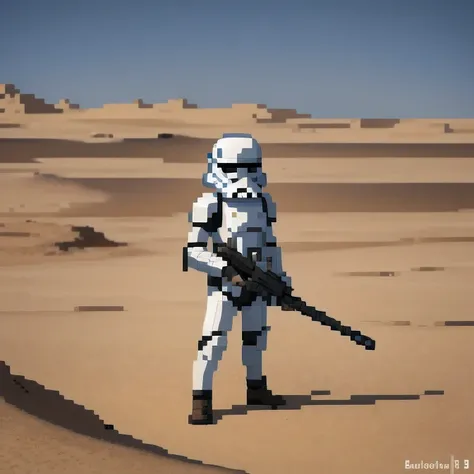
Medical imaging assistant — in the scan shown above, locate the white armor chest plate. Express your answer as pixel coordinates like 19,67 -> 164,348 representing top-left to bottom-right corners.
219,198 -> 268,264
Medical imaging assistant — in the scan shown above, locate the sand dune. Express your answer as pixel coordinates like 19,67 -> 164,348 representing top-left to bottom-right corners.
2,211 -> 474,267
2,137 -> 474,164
0,130 -> 473,473
4,156 -> 474,183
57,178 -> 474,214
0,215 -> 473,473
0,172 -> 107,214
0,220 -> 150,266
1,84 -> 474,143
0,362 -> 246,474
2,171 -> 474,217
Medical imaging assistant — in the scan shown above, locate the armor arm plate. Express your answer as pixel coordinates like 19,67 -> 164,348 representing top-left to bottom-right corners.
183,193 -> 226,277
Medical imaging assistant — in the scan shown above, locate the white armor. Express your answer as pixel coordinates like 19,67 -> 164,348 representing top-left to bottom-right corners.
184,133 -> 291,393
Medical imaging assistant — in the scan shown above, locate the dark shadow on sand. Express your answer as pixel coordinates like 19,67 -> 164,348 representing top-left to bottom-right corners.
2,137 -> 474,163
60,178 -> 474,214
0,361 -> 247,473
213,389 -> 444,422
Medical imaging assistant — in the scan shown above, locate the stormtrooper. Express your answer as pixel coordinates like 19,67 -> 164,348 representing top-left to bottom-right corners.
183,133 -> 292,425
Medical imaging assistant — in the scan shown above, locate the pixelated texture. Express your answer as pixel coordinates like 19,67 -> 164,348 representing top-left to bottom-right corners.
0,361 -> 247,472
55,225 -> 127,252
215,246 -> 376,351
185,134 -> 380,426
202,135 -> 267,198
186,193 -> 227,278
186,134 -> 295,424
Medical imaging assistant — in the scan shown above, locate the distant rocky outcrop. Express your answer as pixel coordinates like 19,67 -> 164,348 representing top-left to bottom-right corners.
54,225 -> 127,252
257,107 -> 312,123
55,98 -> 80,112
0,83 -> 312,124
0,83 -> 79,114
1,83 -> 473,133
94,99 -> 309,124
132,98 -> 153,109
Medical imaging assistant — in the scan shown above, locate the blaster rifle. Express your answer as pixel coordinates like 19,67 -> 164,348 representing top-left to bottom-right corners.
216,245 -> 376,351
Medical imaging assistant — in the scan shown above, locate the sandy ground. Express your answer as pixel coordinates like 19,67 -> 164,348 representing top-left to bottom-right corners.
2,169 -> 474,216
2,113 -> 474,143
0,395 -> 244,474
4,157 -> 474,182
0,135 -> 473,474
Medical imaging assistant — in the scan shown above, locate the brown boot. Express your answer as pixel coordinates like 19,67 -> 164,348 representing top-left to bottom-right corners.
189,391 -> 214,425
247,376 -> 286,408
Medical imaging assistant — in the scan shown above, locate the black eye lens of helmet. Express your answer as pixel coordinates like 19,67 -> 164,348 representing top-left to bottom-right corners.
217,163 -> 261,174
219,164 -> 237,173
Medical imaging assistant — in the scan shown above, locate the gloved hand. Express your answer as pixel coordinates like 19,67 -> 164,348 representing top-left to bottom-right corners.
222,265 -> 245,287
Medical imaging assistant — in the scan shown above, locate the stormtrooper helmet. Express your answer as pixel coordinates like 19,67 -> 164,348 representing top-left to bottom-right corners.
202,133 -> 267,199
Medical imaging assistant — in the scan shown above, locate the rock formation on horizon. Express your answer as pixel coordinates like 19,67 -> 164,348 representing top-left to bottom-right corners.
0,83 -> 312,124
0,83 -> 80,114
1,83 -> 472,132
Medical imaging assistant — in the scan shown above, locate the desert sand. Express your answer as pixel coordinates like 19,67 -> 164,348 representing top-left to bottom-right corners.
0,86 -> 473,474
2,82 -> 474,143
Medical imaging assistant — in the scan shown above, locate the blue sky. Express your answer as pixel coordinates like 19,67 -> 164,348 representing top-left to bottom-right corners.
1,0 -> 473,117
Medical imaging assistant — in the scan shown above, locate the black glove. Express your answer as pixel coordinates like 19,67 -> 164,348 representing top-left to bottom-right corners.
222,266 -> 245,286
222,265 -> 238,280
